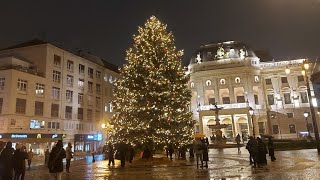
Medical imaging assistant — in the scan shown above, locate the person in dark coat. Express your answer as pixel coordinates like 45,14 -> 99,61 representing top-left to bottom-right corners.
48,140 -> 66,180
202,140 -> 209,168
107,142 -> 115,166
235,134 -> 241,152
44,149 -> 50,166
257,137 -> 268,167
12,144 -> 28,180
189,145 -> 194,159
129,145 -> 135,163
142,146 -> 151,159
246,136 -> 258,168
118,141 -> 127,167
0,141 -> 14,180
268,137 -> 276,161
168,144 -> 174,160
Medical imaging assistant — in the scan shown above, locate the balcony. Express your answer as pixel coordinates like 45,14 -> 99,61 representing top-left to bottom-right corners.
200,103 -> 249,110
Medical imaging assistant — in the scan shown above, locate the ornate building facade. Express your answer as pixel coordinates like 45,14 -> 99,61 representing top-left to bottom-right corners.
188,41 -> 319,139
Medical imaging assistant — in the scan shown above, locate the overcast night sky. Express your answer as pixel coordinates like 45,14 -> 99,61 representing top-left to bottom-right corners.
1,0 -> 320,66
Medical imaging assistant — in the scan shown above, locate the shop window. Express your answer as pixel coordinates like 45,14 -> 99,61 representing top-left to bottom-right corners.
30,120 -> 45,129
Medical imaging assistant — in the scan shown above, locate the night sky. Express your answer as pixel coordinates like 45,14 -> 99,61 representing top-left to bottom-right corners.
1,0 -> 320,66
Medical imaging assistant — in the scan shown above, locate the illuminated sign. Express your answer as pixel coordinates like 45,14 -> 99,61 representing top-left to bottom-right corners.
11,134 -> 28,138
87,135 -> 94,139
0,135 -> 2,138
52,134 -> 58,138
37,134 -> 42,138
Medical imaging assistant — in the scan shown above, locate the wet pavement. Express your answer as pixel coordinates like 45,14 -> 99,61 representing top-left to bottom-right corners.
24,147 -> 320,180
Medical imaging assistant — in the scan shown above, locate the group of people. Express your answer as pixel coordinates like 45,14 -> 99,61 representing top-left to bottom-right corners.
192,138 -> 209,169
103,141 -> 135,168
0,140 -> 74,180
246,136 -> 276,168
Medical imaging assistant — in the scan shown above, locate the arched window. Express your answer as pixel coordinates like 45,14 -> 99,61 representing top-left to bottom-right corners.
206,80 -> 212,86
235,77 -> 241,84
254,76 -> 259,82
220,79 -> 226,85
190,82 -> 194,88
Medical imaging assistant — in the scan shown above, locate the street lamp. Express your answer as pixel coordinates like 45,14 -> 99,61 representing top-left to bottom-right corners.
249,107 -> 255,138
301,60 -> 320,153
304,111 -> 310,136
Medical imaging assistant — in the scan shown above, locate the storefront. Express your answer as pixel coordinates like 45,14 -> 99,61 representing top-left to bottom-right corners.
0,133 -> 67,155
74,134 -> 102,152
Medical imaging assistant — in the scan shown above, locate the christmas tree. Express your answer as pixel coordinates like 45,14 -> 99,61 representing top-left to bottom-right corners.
109,16 -> 194,150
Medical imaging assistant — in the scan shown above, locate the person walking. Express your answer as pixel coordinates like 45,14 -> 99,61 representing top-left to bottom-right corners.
193,139 -> 204,169
65,142 -> 73,173
48,140 -> 66,180
168,144 -> 174,160
268,137 -> 276,161
27,149 -> 33,168
129,145 -> 135,163
91,148 -> 95,163
107,142 -> 115,166
246,136 -> 258,168
202,140 -> 209,168
45,149 -> 50,166
257,137 -> 268,167
12,144 -> 28,180
118,141 -> 127,167
0,141 -> 14,180
235,134 -> 241,152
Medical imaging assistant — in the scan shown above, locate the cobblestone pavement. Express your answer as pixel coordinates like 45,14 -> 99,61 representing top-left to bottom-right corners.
24,147 -> 320,180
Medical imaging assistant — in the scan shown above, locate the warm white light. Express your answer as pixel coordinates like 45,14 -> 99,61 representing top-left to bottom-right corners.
285,68 -> 290,75
301,69 -> 306,76
304,111 -> 309,118
249,107 -> 254,115
303,61 -> 310,70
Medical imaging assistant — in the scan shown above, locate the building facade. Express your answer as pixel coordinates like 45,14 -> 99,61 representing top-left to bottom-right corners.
188,41 -> 319,140
0,40 -> 119,154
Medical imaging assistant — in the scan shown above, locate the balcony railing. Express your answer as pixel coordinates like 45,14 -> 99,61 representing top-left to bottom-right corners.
200,103 -> 249,110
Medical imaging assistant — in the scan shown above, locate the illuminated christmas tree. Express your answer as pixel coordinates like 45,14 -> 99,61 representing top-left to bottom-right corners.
109,16 -> 194,150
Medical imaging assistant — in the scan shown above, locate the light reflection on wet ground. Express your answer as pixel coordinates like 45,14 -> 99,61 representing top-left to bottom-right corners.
25,147 -> 320,180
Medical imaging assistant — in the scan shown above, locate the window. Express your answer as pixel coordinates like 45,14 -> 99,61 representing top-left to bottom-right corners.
109,103 -> 113,112
10,119 -> 16,126
254,95 -> 259,105
287,113 -> 294,118
30,120 -> 45,129
267,94 -> 274,105
53,55 -> 61,67
289,124 -> 296,133
298,75 -> 304,82
208,98 -> 215,105
78,108 -> 83,120
0,78 -> 5,90
51,104 -> 59,117
222,97 -> 230,104
104,74 -> 108,82
52,70 -> 61,83
67,60 -> 74,72
16,98 -> 26,114
52,87 -> 60,100
258,122 -> 265,135
96,84 -> 101,94
235,77 -> 241,84
104,103 -> 108,112
88,96 -> 93,106
265,79 -> 272,85
66,90 -> 73,103
65,106 -> 72,119
78,93 -> 84,104
87,109 -> 92,121
206,80 -> 211,86
96,97 -> 101,108
35,101 -> 44,116
66,75 -> 73,87
96,110 -> 100,121
272,125 -> 279,134
281,77 -> 288,83
254,76 -> 259,82
300,92 -> 308,103
48,122 -> 60,130
109,75 -> 113,83
88,68 -> 94,78
190,82 -> 194,88
17,79 -> 27,92
236,96 -> 245,103
0,98 -> 3,114
36,83 -> 45,96
284,93 -> 292,104
96,71 -> 101,79
220,79 -> 226,85
78,79 -> 84,89
79,64 -> 85,75
88,81 -> 93,93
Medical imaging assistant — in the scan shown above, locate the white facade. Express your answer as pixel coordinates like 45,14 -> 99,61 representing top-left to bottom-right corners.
0,40 -> 119,154
189,41 -> 319,140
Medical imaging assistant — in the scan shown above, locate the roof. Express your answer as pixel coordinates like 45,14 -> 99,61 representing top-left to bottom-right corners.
0,39 -> 119,73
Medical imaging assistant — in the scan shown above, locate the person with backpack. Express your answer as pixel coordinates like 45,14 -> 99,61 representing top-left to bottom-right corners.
246,136 -> 258,168
48,140 -> 66,180
0,141 -> 14,180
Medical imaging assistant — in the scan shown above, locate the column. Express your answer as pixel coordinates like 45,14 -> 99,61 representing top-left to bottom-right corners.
199,111 -> 204,134
214,78 -> 220,104
231,114 -> 236,137
247,113 -> 253,136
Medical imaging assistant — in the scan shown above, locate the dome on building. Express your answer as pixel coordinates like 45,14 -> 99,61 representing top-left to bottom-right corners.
190,41 -> 258,64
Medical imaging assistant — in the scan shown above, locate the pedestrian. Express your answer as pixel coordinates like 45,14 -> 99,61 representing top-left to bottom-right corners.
91,148 -> 95,163
168,144 -> 174,160
246,136 -> 258,168
268,137 -> 276,161
118,140 -> 127,167
129,145 -> 135,163
48,140 -> 66,180
193,139 -> 203,169
189,145 -> 194,159
27,149 -> 33,168
12,144 -> 28,180
0,141 -> 14,180
65,142 -> 74,173
257,137 -> 268,167
107,142 -> 115,166
142,145 -> 151,159
45,149 -> 50,166
202,139 -> 209,168
235,134 -> 241,152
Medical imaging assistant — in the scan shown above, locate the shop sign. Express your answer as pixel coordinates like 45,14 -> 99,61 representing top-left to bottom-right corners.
11,134 -> 28,138
37,134 -> 42,138
94,134 -> 102,141
0,135 -> 2,139
87,135 -> 94,139
52,134 -> 58,138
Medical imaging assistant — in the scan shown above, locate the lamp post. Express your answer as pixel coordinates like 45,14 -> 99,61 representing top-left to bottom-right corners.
302,60 -> 320,153
304,111 -> 310,136
249,107 -> 255,138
